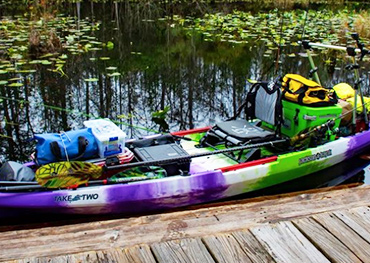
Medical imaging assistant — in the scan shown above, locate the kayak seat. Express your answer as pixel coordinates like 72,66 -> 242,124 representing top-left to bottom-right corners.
211,119 -> 276,145
201,78 -> 283,147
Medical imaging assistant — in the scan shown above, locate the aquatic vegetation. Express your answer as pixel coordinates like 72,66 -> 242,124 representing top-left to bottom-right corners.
170,9 -> 370,48
0,15 -> 112,81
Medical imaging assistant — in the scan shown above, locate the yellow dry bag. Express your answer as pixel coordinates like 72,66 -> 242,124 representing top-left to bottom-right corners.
282,74 -> 337,106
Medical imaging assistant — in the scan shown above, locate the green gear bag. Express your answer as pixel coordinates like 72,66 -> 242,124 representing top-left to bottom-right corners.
282,74 -> 337,107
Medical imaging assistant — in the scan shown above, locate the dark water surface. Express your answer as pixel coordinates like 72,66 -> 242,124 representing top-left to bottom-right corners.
1,2 -> 370,185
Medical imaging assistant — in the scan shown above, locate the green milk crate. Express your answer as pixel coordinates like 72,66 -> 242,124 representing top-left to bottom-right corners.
280,100 -> 342,140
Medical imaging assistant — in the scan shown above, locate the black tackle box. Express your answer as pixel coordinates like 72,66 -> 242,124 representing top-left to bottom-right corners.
133,143 -> 191,176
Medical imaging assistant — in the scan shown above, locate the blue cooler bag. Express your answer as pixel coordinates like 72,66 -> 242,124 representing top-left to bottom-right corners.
34,128 -> 98,165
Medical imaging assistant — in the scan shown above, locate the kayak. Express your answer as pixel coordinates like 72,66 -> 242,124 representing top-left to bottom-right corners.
0,115 -> 370,218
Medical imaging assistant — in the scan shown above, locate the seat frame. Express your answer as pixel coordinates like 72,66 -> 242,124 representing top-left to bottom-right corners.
200,79 -> 284,161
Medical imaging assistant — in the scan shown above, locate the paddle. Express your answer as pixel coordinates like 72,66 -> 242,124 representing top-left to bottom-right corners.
0,165 -> 166,191
36,163 -> 167,188
35,161 -> 103,188
0,164 -> 166,192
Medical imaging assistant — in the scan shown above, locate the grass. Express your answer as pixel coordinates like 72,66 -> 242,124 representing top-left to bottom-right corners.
354,11 -> 370,39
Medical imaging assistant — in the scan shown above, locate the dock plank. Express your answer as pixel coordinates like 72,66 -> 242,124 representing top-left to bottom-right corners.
1,185 -> 370,261
333,210 -> 370,243
151,238 -> 215,263
313,213 -> 370,262
124,245 -> 158,263
232,230 -> 275,263
292,217 -> 362,263
202,233 -> 253,263
352,206 -> 370,225
251,221 -> 330,263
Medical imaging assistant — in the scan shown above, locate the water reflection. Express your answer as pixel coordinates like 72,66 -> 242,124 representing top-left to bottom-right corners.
0,3 -> 370,176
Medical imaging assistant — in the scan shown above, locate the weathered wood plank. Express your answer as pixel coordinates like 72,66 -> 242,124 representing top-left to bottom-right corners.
333,209 -> 370,243
6,249 -> 130,263
202,233 -> 253,263
1,185 -> 370,261
251,221 -> 330,263
313,213 -> 370,262
124,245 -> 158,263
351,206 -> 370,225
292,217 -> 362,263
151,238 -> 215,263
232,230 -> 275,263
95,249 -> 129,263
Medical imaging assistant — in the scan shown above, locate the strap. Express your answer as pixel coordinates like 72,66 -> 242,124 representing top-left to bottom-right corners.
50,142 -> 62,160
284,74 -> 321,88
49,136 -> 88,161
70,136 -> 88,160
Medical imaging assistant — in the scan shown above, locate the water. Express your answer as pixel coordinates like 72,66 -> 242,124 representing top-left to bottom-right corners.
1,2 -> 370,185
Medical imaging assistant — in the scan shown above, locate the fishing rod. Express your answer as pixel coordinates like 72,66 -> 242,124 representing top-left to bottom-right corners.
298,10 -> 321,85
299,39 -> 370,130
301,41 -> 322,85
348,33 -> 369,130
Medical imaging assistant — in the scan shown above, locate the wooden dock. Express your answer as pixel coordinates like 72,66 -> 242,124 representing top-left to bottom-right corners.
2,184 -> 370,263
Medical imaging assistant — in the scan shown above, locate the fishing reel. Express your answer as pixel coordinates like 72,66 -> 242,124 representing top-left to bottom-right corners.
351,33 -> 370,62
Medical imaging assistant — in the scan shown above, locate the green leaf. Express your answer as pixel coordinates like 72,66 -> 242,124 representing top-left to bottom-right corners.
84,78 -> 99,82
8,82 -> 23,87
8,77 -> 22,81
40,53 -> 55,59
108,72 -> 121,77
106,41 -> 114,50
41,60 -> 53,65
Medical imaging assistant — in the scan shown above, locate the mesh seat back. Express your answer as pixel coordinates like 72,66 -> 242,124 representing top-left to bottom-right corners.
247,80 -> 282,128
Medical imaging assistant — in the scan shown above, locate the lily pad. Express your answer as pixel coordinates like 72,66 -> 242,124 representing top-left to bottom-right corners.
8,77 -> 22,81
41,60 -> 53,65
108,72 -> 121,77
84,78 -> 99,82
8,82 -> 23,87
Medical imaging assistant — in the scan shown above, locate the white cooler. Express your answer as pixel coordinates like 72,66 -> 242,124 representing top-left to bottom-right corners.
84,118 -> 126,158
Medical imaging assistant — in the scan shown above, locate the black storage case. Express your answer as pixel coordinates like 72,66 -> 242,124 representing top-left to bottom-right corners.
133,143 -> 191,176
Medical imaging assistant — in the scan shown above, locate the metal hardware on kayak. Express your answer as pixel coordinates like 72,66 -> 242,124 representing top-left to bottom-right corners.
349,33 -> 369,129
302,41 -> 322,85
300,41 -> 361,53
301,39 -> 370,132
